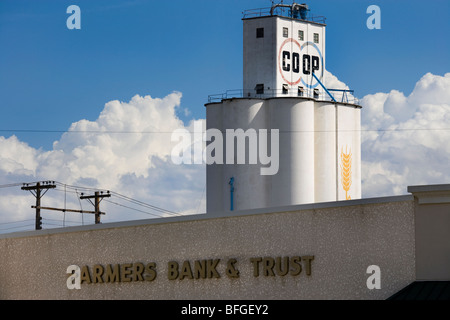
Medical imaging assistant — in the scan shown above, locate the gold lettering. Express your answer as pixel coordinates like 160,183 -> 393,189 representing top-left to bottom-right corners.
206,259 -> 220,278
120,263 -> 132,282
226,258 -> 240,278
179,260 -> 194,280
194,260 -> 206,279
250,257 -> 262,277
290,256 -> 302,276
145,262 -> 157,281
302,255 -> 314,276
168,261 -> 179,280
72,255 -> 313,285
80,265 -> 91,284
92,264 -> 104,283
275,257 -> 289,276
105,264 -> 120,282
132,262 -> 145,281
262,257 -> 275,276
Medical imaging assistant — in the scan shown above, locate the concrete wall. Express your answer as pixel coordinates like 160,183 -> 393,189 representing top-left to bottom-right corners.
408,185 -> 450,281
0,196 -> 415,300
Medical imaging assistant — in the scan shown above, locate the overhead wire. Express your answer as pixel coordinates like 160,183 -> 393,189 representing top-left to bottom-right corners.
0,219 -> 36,232
51,181 -> 180,216
21,180 -> 181,219
196,183 -> 206,214
103,199 -> 169,218
0,224 -> 35,232
0,180 -> 185,232
2,127 -> 450,134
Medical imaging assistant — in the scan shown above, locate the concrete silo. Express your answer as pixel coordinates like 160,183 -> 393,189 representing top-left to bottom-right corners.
206,3 -> 361,213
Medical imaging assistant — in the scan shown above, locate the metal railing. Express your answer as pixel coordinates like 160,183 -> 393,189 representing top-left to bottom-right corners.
242,6 -> 326,24
207,88 -> 359,105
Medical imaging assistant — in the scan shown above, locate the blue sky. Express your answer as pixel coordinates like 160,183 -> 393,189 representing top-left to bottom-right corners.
1,0 -> 449,150
0,0 -> 449,231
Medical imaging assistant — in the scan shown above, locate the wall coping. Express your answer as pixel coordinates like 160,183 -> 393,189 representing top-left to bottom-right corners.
0,194 -> 413,240
407,184 -> 450,205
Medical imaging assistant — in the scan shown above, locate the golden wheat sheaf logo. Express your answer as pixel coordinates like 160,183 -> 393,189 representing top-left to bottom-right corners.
340,146 -> 352,200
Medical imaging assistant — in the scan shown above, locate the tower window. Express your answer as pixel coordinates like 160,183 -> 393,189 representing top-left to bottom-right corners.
282,84 -> 289,94
256,28 -> 264,38
298,86 -> 304,97
255,84 -> 264,95
283,27 -> 288,38
314,88 -> 319,99
314,33 -> 319,43
298,30 -> 304,41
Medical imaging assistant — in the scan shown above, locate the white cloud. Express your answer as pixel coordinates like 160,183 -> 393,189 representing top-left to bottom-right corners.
0,92 -> 206,232
0,135 -> 38,175
1,72 -> 449,233
325,70 -> 349,90
47,92 -> 189,188
324,70 -> 355,103
326,70 -> 450,199
361,72 -> 450,197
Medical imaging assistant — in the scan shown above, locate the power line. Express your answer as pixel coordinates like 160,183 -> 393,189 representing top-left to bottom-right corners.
0,182 -> 41,189
0,219 -> 36,232
0,224 -> 35,232
51,181 -> 180,216
0,129 -> 176,134
103,199 -> 169,218
109,191 -> 180,216
2,127 -> 450,134
43,218 -> 83,225
196,183 -> 206,214
0,219 -> 35,226
0,180 -> 187,233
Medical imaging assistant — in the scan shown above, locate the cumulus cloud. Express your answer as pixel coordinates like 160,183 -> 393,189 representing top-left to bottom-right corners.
325,70 -> 350,90
324,70 -> 450,199
1,71 -> 449,232
0,92 -> 206,231
361,72 -> 450,197
0,135 -> 38,175
45,92 -> 188,188
324,70 -> 355,103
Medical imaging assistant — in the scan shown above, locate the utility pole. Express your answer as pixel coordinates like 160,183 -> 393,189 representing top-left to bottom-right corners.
80,191 -> 111,224
21,181 -> 56,230
22,182 -> 111,228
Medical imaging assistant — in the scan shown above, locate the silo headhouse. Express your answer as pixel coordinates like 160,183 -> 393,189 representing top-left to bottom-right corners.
206,2 -> 362,213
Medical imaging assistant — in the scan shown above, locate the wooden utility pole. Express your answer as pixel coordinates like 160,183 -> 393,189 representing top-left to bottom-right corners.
80,191 -> 111,224
22,182 -> 111,229
21,182 -> 56,230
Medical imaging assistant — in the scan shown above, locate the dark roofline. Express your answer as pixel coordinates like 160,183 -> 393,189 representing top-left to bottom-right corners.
388,281 -> 450,300
242,14 -> 326,27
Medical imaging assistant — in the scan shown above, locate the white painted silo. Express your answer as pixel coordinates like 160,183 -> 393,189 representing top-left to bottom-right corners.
222,98 -> 267,211
269,98 -> 315,206
205,102 -> 224,213
314,101 -> 337,203
205,3 -> 362,214
206,98 -> 270,212
336,104 -> 362,201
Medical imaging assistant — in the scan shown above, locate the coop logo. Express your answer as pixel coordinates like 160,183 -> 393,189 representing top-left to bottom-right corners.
278,39 -> 323,88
